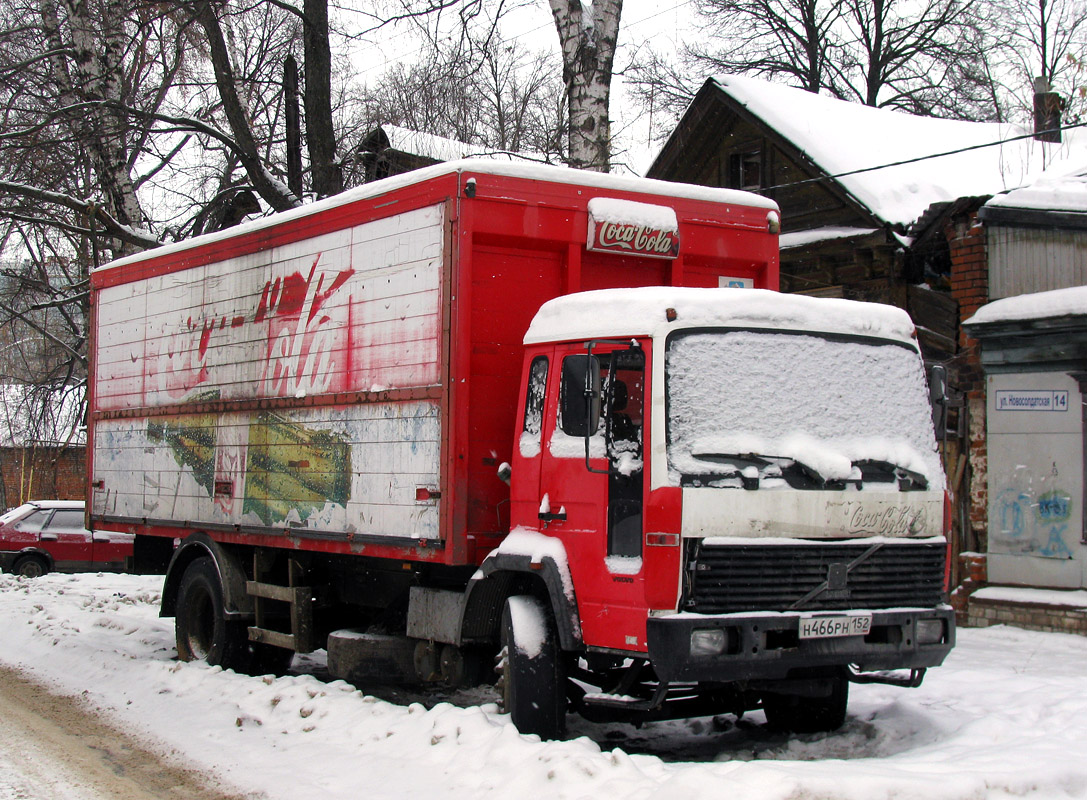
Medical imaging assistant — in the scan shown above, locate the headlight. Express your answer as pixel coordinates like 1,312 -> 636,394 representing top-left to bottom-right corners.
916,618 -> 946,645
690,628 -> 727,656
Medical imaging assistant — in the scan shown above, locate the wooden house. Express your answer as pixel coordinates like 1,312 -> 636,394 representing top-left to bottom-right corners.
646,76 -> 1059,367
646,75 -> 1087,577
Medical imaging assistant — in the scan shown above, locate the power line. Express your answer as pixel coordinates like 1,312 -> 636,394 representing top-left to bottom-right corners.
764,121 -> 1087,192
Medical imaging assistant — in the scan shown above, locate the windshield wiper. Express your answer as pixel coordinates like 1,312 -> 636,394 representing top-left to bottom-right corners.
688,453 -> 768,489
854,460 -> 928,490
689,452 -> 835,490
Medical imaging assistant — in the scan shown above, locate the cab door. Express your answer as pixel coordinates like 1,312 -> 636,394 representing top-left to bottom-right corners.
535,341 -> 650,653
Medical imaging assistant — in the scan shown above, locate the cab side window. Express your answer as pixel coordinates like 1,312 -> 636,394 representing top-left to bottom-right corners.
520,356 -> 548,457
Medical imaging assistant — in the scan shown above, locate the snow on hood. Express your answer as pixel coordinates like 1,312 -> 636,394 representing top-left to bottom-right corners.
965,284 -> 1087,326
696,75 -> 1087,227
524,287 -> 918,346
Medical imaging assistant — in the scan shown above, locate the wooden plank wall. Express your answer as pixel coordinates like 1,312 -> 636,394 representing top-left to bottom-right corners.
989,226 -> 1087,299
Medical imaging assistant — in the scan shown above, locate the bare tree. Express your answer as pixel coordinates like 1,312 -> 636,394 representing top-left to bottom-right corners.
989,0 -> 1087,121
835,0 -> 996,118
359,34 -> 566,161
686,0 -> 844,93
628,0 -> 1000,132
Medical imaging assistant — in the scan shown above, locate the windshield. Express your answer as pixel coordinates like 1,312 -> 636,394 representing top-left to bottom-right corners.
665,330 -> 944,491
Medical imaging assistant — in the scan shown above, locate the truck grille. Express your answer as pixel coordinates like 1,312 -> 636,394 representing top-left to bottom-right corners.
684,541 -> 947,613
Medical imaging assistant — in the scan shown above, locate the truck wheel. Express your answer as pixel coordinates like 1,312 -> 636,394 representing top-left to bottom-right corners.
14,555 -> 48,578
174,557 -> 253,672
762,670 -> 849,733
498,595 -> 566,739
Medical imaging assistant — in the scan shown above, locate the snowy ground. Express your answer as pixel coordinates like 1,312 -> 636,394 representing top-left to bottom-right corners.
1,573 -> 1085,800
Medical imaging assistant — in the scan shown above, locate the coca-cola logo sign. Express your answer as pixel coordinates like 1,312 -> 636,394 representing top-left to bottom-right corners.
587,212 -> 680,259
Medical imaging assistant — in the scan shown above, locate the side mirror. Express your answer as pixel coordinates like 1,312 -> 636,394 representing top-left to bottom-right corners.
928,364 -> 949,437
560,355 -> 600,437
929,364 -> 947,403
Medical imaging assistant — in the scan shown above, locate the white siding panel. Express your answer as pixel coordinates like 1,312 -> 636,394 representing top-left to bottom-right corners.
92,400 -> 442,540
95,204 -> 445,410
93,203 -> 448,539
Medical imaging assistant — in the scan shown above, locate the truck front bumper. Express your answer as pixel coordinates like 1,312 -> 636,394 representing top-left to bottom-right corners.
646,606 -> 955,684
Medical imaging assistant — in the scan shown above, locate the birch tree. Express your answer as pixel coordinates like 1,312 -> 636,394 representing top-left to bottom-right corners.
549,0 -> 622,171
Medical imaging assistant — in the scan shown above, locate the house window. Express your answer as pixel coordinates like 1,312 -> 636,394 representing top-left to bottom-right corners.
728,149 -> 762,190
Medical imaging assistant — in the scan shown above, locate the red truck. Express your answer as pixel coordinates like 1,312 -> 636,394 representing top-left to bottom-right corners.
88,161 -> 953,738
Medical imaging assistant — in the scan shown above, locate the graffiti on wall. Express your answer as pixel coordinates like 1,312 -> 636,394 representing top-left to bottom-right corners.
992,462 -> 1074,559
153,253 -> 355,404
148,407 -> 351,528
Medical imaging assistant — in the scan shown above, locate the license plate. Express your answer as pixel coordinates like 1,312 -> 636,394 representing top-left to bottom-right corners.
799,614 -> 872,639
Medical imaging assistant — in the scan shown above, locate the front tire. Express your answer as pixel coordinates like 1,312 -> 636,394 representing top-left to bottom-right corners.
174,557 -> 254,672
498,595 -> 566,739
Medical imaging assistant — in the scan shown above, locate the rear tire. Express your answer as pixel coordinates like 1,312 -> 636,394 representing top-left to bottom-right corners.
498,595 -> 566,740
762,669 -> 849,733
174,557 -> 254,672
13,555 -> 48,578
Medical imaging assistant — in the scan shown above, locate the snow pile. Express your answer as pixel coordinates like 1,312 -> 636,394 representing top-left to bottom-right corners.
973,585 -> 1087,609
965,284 -> 1087,326
372,125 -> 549,165
3,573 -> 1087,799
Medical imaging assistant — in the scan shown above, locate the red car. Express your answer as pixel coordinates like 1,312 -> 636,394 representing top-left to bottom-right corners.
0,500 -> 133,577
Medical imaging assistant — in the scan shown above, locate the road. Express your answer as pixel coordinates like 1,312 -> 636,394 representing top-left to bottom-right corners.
3,572 -> 1087,800
0,663 -> 246,800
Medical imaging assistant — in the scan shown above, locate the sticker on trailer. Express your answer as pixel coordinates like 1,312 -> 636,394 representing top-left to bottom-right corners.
995,390 -> 1069,412
718,276 -> 754,289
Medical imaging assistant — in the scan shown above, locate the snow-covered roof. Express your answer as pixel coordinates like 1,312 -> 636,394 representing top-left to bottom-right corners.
985,163 -> 1087,213
99,160 -> 777,274
692,75 -> 1087,227
369,125 -> 548,165
524,287 -> 918,345
779,226 -> 880,250
964,285 -> 1087,326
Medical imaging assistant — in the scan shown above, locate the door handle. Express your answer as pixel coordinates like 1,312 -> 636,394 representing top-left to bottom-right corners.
40,533 -> 58,541
538,510 -> 567,523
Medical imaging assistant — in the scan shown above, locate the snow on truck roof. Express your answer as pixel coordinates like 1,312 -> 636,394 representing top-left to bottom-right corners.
524,287 -> 920,346
98,160 -> 777,274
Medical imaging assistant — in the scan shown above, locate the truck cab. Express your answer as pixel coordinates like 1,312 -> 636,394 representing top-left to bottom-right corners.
487,286 -> 954,736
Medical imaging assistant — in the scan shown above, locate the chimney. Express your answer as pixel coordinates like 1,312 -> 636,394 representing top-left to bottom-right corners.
1034,76 -> 1065,143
